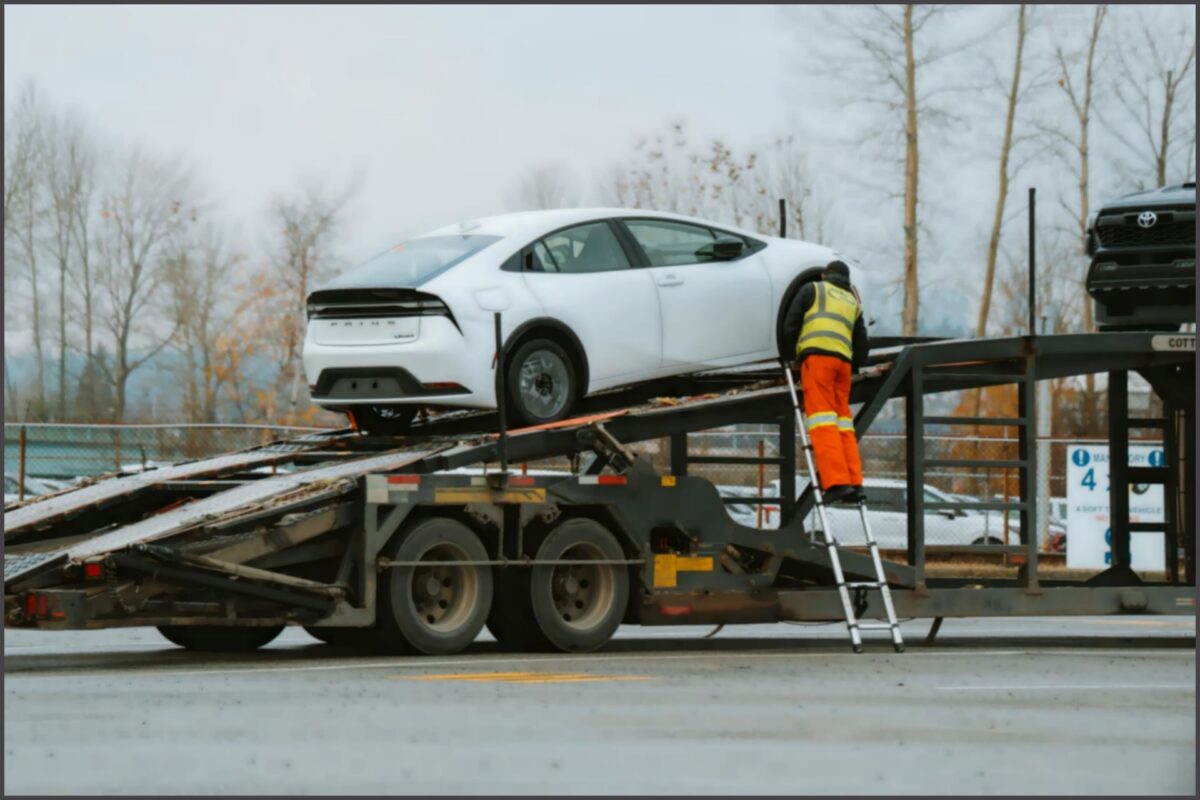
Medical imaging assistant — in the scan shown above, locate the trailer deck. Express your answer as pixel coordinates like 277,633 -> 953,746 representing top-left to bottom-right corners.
5,332 -> 1194,653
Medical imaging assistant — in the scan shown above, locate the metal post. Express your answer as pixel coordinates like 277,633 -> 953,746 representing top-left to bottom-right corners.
1108,370 -> 1131,570
1018,355 -> 1039,589
906,366 -> 926,589
18,425 -> 27,502
493,312 -> 509,475
1036,315 -> 1053,553
778,410 -> 796,525
756,439 -> 765,529
1027,187 -> 1036,336
778,198 -> 787,238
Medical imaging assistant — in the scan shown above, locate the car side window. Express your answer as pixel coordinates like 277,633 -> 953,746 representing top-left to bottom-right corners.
523,241 -> 560,273
534,222 -> 631,274
864,487 -> 905,511
624,219 -> 717,267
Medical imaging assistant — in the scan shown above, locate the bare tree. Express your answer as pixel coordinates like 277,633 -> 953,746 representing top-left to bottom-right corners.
5,85 -> 49,418
95,147 -> 197,421
266,179 -> 357,422
749,136 -> 835,242
43,110 -> 98,418
813,5 -> 978,336
977,5 -> 1030,339
507,162 -> 581,210
163,222 -> 240,422
1048,4 -> 1107,431
1101,6 -> 1196,188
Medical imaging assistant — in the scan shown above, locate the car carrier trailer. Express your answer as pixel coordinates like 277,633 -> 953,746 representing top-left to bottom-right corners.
4,331 -> 1194,654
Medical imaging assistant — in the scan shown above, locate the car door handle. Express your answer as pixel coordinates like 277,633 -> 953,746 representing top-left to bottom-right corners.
657,274 -> 684,287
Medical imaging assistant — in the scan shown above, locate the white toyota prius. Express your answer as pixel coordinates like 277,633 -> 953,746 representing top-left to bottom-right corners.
303,208 -> 869,432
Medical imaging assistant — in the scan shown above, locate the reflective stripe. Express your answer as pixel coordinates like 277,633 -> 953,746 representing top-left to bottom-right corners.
797,282 -> 860,360
798,330 -> 853,348
836,417 -> 854,431
805,411 -> 837,431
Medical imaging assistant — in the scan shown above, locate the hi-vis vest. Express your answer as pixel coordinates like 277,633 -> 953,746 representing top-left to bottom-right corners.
796,280 -> 861,361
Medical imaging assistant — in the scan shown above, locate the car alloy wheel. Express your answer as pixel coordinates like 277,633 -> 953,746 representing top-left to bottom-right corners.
505,338 -> 577,426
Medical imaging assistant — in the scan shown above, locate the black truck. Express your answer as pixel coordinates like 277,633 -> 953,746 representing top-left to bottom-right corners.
1086,181 -> 1196,330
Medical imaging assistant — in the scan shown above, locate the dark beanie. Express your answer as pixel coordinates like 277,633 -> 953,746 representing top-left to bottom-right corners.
824,260 -> 850,278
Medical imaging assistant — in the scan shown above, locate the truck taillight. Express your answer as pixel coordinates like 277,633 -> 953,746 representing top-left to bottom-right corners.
84,561 -> 104,580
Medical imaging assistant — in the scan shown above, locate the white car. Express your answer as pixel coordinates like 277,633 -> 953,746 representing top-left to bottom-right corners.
759,476 -> 1030,549
303,208 -> 869,432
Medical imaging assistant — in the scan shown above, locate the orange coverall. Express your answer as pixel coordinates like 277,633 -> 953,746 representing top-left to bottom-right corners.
800,354 -> 863,491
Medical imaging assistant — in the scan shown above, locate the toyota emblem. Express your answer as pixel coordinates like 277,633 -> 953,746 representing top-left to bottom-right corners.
1137,211 -> 1158,228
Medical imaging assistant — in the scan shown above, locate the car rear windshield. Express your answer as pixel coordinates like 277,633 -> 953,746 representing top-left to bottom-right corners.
323,235 -> 502,288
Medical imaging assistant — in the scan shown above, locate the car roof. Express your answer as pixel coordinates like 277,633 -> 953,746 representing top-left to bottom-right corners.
416,208 -> 769,244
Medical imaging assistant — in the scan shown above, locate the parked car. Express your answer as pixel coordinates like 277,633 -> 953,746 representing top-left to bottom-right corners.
4,474 -> 57,505
1085,182 -> 1195,330
303,208 -> 871,432
755,476 -> 1049,549
947,491 -> 1067,550
716,484 -> 769,528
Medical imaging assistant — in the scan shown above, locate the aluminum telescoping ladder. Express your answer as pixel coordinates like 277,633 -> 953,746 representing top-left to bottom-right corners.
782,362 -> 904,653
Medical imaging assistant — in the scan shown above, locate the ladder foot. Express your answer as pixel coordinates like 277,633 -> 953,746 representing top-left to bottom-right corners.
894,644 -> 906,653
852,644 -> 864,654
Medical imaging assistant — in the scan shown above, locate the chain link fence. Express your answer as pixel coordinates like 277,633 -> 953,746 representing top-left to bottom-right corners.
620,427 -> 1165,554
3,423 -> 329,496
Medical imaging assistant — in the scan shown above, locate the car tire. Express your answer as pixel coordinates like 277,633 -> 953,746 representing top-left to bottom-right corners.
504,338 -> 577,427
376,517 -> 494,655
527,518 -> 629,653
351,405 -> 418,435
157,625 -> 285,653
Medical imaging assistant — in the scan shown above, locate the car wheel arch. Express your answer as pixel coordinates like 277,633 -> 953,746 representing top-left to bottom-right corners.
501,317 -> 590,399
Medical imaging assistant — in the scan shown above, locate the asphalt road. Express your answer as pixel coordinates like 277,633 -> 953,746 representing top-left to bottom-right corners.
4,617 -> 1195,795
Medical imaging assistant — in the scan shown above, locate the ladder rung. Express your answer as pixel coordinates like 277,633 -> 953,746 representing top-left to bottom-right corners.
1126,418 -> 1165,429
687,455 -> 789,466
1129,522 -> 1166,533
855,622 -> 896,631
923,458 -> 1029,469
845,581 -> 884,589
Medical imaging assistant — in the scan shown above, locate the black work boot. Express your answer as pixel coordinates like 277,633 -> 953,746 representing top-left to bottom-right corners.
823,485 -> 853,505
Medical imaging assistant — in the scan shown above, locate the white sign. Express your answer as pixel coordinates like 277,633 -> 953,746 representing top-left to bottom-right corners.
1066,443 -> 1165,570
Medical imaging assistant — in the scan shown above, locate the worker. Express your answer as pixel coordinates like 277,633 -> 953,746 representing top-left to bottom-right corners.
782,260 -> 869,505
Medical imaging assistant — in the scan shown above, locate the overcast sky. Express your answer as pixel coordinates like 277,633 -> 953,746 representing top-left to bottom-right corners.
6,4 -> 1195,335
5,4 -> 804,259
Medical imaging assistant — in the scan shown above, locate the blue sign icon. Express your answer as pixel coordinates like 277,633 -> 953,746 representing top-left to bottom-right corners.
1072,449 -> 1091,467
1149,450 -> 1164,467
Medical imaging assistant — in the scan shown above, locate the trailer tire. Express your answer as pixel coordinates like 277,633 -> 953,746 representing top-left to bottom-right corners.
377,517 -> 493,655
528,518 -> 628,653
157,625 -> 284,653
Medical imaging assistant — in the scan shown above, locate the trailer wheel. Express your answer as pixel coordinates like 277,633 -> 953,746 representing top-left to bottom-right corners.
157,625 -> 284,653
528,518 -> 628,653
377,517 -> 493,655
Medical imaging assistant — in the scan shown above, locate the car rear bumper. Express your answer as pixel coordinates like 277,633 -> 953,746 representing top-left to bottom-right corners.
302,316 -> 496,409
